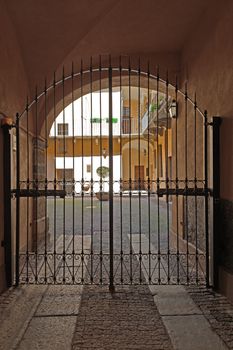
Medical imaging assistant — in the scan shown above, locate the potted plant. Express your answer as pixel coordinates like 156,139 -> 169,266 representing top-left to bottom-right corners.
149,102 -> 158,113
95,166 -> 109,201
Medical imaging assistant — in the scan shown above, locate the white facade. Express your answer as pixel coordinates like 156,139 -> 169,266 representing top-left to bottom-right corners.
51,91 -> 122,193
56,156 -> 121,193
50,91 -> 121,137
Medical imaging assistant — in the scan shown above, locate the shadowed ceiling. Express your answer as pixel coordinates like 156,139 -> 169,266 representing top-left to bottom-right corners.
5,0 -> 210,89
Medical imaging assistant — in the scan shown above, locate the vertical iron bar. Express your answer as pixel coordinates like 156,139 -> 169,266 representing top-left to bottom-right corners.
109,56 -> 114,292
72,63 -> 75,283
81,60 -> 84,284
90,57 -> 93,283
99,56 -> 103,284
138,59 -> 142,283
185,83 -> 189,284
129,58 -> 132,284
147,63 -> 151,283
165,72 -> 170,284
26,99 -> 29,283
35,87 -> 38,283
62,67 -> 66,283
15,113 -> 20,285
44,79 -> 48,283
165,72 -> 170,283
194,94 -> 198,283
175,78 -> 180,283
204,110 -> 209,287
53,72 -> 57,283
119,56 -> 123,284
2,120 -> 12,287
156,67 -> 161,284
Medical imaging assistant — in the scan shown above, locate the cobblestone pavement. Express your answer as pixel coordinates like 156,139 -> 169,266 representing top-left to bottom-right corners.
187,286 -> 233,349
72,285 -> 173,350
0,283 -> 233,349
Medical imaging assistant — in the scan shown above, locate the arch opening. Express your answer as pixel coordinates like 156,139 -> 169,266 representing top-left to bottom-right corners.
13,62 -> 209,287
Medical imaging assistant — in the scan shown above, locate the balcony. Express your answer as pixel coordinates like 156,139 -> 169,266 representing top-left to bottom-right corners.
141,97 -> 171,134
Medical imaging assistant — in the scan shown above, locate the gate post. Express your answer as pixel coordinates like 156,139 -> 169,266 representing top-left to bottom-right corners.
212,116 -> 221,290
204,111 -> 210,287
1,117 -> 14,287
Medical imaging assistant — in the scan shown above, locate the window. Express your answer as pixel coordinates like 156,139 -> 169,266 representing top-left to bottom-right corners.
86,164 -> 91,173
122,107 -> 130,134
123,106 -> 130,118
158,145 -> 163,177
57,123 -> 69,136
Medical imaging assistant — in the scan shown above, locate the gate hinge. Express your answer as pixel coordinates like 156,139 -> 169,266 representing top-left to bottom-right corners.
205,122 -> 214,127
214,197 -> 220,204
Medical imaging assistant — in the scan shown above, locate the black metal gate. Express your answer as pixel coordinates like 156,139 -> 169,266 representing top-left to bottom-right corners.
11,56 -> 213,288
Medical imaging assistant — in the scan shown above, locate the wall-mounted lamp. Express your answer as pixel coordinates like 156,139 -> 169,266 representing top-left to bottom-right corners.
169,100 -> 178,118
0,112 -> 14,127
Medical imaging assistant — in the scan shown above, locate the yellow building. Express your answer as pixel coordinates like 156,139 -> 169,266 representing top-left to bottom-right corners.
47,87 -> 172,193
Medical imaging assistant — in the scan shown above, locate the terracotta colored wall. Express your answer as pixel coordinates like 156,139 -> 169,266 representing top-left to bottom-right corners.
0,0 -> 28,292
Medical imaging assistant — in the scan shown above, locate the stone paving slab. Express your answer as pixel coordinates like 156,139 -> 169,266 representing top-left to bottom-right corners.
17,316 -> 77,350
151,285 -> 202,316
163,314 -> 227,350
0,285 -> 47,350
131,236 -> 229,350
187,286 -> 233,349
0,282 -> 233,350
36,285 -> 83,316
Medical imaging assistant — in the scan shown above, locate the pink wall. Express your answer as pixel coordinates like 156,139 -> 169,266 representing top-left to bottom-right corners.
0,0 -> 28,292
180,0 -> 233,200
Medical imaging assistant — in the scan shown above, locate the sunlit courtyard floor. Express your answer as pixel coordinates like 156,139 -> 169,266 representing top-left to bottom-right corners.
47,196 -> 170,242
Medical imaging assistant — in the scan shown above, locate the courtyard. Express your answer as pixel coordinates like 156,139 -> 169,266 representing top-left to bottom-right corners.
18,196 -> 205,286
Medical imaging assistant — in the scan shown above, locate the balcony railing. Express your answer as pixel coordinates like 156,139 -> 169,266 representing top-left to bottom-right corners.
141,98 -> 170,133
121,117 -> 139,135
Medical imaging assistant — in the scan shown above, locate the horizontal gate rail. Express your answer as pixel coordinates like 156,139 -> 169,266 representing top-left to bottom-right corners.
12,188 -> 209,198
11,189 -> 66,198
157,188 -> 208,197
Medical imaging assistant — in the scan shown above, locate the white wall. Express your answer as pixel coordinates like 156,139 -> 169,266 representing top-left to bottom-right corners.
50,91 -> 121,137
56,155 -> 121,193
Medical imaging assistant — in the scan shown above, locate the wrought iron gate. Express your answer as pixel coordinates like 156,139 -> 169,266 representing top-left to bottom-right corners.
12,56 -> 212,288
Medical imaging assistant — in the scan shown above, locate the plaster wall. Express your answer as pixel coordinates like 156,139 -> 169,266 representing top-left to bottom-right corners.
180,0 -> 233,199
180,0 -> 233,300
0,0 -> 28,292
